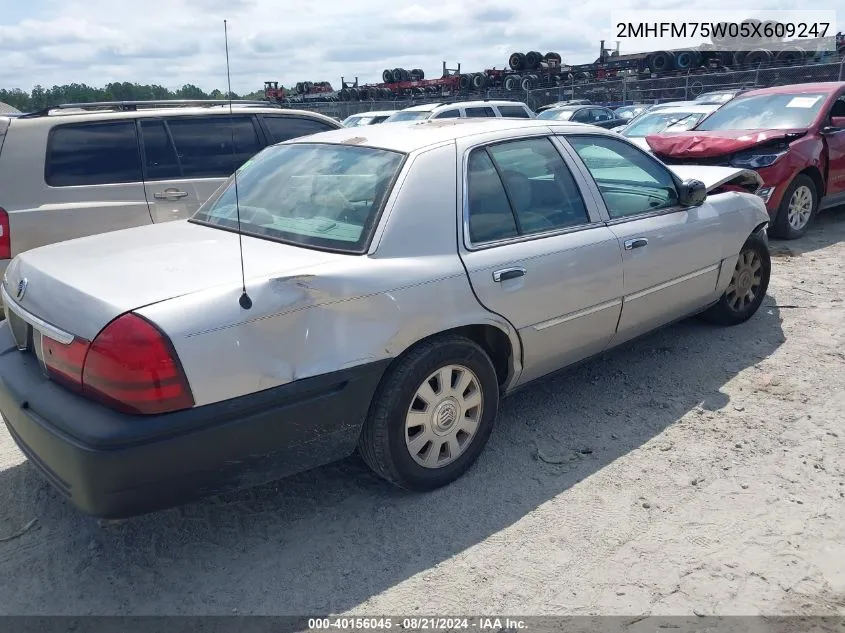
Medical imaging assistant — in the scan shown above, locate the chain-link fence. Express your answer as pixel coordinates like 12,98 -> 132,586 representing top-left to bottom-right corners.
282,58 -> 845,119
524,59 -> 845,110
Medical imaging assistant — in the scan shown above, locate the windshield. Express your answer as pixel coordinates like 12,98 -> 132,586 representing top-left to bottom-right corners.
387,110 -> 432,122
623,111 -> 707,137
616,105 -> 648,120
191,143 -> 405,253
695,93 -> 827,130
537,109 -> 574,120
343,116 -> 368,127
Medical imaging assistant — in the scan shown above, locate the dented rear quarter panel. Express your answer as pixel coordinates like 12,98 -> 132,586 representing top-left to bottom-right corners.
137,143 -> 523,408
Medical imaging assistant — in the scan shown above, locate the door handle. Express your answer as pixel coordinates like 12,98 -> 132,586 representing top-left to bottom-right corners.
153,189 -> 189,200
492,267 -> 526,282
624,237 -> 649,250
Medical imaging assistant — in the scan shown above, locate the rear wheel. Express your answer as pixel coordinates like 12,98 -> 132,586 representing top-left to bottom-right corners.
700,232 -> 770,326
770,174 -> 818,240
358,336 -> 499,491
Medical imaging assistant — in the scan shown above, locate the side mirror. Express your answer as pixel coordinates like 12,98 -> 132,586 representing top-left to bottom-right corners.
678,178 -> 707,206
822,116 -> 845,134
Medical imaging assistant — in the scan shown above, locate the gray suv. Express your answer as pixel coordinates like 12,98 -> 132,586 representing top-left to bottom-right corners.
0,100 -> 341,277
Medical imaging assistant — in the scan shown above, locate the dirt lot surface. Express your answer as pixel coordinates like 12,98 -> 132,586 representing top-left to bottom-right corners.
0,213 -> 844,617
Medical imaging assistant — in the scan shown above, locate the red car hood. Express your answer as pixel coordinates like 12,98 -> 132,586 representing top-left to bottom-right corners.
646,128 -> 807,158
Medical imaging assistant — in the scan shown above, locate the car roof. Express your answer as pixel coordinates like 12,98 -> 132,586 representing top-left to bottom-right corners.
739,82 -> 845,97
12,105 -> 339,126
400,101 -> 529,113
286,118 -> 607,153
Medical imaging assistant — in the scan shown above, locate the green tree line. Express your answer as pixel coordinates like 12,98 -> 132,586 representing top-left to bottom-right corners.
0,82 -> 268,112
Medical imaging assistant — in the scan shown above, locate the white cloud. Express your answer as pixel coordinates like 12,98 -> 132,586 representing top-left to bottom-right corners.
0,0 -> 837,94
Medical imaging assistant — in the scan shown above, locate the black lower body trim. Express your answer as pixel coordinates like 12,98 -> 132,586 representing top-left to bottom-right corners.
0,327 -> 390,518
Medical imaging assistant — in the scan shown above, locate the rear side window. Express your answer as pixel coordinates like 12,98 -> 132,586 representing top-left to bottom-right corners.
498,105 -> 531,118
46,121 -> 142,187
465,107 -> 496,117
166,116 -> 261,178
140,119 -> 181,180
263,116 -> 336,143
433,109 -> 461,119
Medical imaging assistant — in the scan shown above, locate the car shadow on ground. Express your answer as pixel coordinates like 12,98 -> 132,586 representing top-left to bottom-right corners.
0,294 -> 787,613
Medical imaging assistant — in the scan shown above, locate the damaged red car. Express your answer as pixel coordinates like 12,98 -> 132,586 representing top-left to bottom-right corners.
647,82 -> 845,239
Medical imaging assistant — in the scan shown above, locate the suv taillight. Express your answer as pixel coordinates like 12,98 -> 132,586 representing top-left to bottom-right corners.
42,313 -> 194,415
0,208 -> 10,259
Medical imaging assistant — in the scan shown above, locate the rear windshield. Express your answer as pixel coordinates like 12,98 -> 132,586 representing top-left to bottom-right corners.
387,111 -> 432,122
623,111 -> 707,137
537,109 -> 574,121
695,93 -> 827,130
191,143 -> 405,253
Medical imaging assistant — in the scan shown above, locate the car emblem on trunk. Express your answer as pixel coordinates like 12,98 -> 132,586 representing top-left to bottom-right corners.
16,278 -> 27,301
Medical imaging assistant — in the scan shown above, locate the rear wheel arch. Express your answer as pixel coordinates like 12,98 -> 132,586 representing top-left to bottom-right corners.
386,323 -> 519,390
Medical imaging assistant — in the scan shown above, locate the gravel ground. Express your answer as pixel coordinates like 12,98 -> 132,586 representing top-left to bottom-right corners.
0,211 -> 843,617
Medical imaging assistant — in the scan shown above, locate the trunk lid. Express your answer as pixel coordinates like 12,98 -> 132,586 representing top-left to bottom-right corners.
646,128 -> 807,158
2,220 -> 344,341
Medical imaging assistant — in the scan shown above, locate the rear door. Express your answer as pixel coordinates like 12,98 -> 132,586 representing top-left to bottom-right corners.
457,133 -> 624,385
560,133 -> 726,345
140,114 -> 264,223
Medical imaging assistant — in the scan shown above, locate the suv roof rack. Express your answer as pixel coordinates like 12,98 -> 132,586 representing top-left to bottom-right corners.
19,99 -> 282,119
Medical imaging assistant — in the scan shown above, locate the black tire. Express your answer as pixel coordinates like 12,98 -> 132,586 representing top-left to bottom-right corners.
700,232 -> 771,326
459,74 -> 472,90
383,69 -> 394,83
509,52 -> 526,70
770,173 -> 818,240
472,73 -> 487,89
358,335 -> 500,491
504,75 -> 521,91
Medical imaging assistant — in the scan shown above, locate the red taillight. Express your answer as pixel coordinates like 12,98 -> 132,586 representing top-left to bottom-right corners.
0,208 -> 10,260
81,313 -> 195,415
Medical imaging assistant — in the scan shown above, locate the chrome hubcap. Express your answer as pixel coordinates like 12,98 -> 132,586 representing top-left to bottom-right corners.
787,185 -> 813,230
726,249 -> 763,312
405,364 -> 483,469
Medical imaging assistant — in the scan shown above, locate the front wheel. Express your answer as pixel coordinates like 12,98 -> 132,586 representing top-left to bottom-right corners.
358,335 -> 500,491
700,232 -> 771,326
770,174 -> 818,240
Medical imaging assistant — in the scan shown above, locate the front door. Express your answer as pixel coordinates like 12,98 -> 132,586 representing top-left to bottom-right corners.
561,133 -> 726,345
821,93 -> 845,201
457,134 -> 624,385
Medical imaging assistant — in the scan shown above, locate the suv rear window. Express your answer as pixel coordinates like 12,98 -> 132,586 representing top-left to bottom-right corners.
498,105 -> 531,118
166,115 -> 262,178
263,115 -> 337,143
46,121 -> 142,187
192,143 -> 405,253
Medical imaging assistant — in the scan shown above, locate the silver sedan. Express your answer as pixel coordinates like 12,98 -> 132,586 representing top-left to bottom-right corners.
0,119 -> 772,518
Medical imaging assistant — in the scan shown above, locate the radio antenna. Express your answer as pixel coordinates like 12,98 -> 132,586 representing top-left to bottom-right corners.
224,19 -> 252,310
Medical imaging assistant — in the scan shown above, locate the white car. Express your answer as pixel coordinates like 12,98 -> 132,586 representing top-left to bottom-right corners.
342,110 -> 398,127
384,101 -> 534,122
619,104 -> 721,151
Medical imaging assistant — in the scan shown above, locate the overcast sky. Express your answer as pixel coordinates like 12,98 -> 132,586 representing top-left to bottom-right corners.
0,0 -> 834,94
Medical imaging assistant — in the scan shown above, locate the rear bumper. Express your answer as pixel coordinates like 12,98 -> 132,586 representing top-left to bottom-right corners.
0,325 -> 390,519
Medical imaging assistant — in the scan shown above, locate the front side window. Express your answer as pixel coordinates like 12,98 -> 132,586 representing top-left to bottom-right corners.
166,115 -> 262,178
46,121 -> 142,187
464,107 -> 496,117
566,135 -> 679,219
498,105 -> 531,118
264,115 -> 336,142
191,143 -> 405,253
466,137 -> 590,244
694,93 -> 827,130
